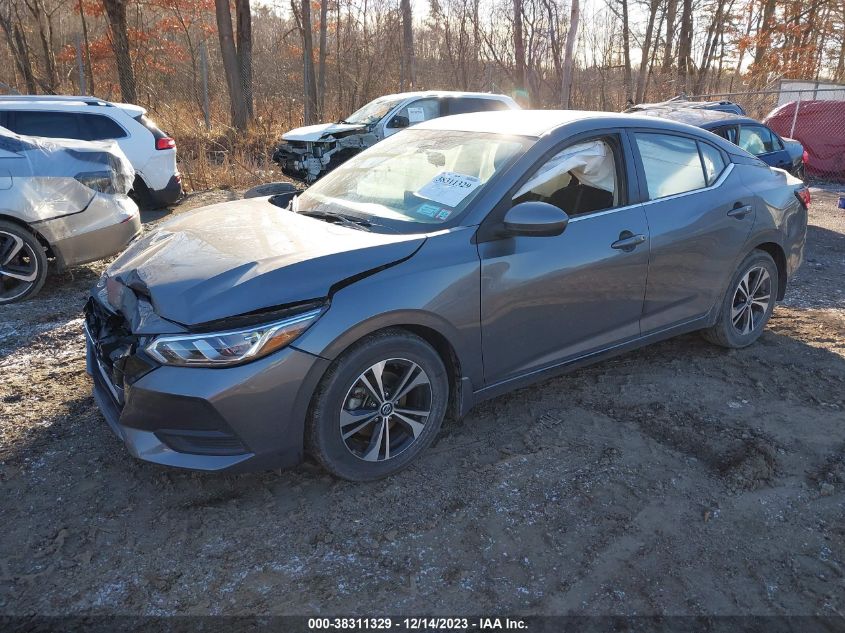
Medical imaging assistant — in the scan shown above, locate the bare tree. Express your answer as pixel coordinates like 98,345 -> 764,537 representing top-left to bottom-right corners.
77,0 -> 94,94
561,0 -> 579,107
621,0 -> 632,103
661,0 -> 677,73
400,0 -> 415,89
293,0 -> 318,124
101,0 -> 137,102
215,0 -> 249,129
0,4 -> 37,94
318,0 -> 328,116
235,0 -> 254,119
635,0 -> 660,103
513,0 -> 526,99
676,0 -> 692,93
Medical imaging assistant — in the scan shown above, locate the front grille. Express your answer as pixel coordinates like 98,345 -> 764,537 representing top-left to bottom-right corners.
84,297 -> 153,407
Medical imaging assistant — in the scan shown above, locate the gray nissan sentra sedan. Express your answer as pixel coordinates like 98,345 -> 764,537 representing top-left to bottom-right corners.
85,110 -> 808,480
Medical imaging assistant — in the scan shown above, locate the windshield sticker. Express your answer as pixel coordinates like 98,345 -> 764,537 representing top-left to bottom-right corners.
407,107 -> 426,123
416,172 -> 481,207
436,209 -> 452,220
417,203 -> 440,218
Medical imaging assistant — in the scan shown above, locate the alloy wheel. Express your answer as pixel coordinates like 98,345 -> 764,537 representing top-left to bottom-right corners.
0,230 -> 40,303
731,266 -> 771,335
340,358 -> 433,462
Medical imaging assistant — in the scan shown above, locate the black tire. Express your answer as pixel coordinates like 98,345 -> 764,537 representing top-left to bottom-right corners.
129,176 -> 155,209
702,250 -> 779,348
306,329 -> 449,481
0,220 -> 48,304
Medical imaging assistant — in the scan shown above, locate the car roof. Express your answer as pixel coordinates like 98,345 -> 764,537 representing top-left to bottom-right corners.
0,96 -> 145,117
415,109 -> 730,138
375,91 -> 514,101
629,107 -> 758,128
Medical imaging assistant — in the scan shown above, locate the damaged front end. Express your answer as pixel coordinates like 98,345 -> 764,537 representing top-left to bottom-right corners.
272,123 -> 378,183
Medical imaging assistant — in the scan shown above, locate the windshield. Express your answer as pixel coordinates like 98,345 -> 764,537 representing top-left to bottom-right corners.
294,129 -> 528,231
343,97 -> 406,125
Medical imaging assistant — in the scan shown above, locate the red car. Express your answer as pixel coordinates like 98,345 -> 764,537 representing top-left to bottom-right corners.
765,100 -> 845,180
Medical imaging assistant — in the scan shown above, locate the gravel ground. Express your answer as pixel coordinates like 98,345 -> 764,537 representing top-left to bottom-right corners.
1,187 -> 843,617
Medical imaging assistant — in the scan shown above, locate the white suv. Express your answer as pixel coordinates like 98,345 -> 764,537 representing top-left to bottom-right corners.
0,96 -> 182,207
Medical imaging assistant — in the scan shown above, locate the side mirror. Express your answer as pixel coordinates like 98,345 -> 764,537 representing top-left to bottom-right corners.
501,201 -> 570,237
389,115 -> 410,129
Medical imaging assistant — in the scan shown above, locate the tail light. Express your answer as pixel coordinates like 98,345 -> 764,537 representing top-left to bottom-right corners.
802,149 -> 809,164
156,137 -> 176,150
795,186 -> 811,209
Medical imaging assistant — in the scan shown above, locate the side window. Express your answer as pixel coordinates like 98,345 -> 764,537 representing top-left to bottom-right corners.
712,125 -> 737,144
389,98 -> 441,127
447,98 -> 510,115
513,137 -> 620,216
81,114 -> 127,140
634,132 -> 706,199
8,110 -> 84,140
698,141 -> 726,185
738,125 -> 775,155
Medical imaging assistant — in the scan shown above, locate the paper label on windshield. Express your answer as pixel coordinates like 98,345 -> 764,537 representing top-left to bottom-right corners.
416,172 -> 481,207
407,107 -> 426,123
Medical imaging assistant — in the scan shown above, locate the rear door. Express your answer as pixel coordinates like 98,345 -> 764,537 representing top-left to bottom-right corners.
478,131 -> 650,385
631,131 -> 756,332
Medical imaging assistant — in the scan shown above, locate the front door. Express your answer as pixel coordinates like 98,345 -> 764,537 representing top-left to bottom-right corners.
478,134 -> 650,386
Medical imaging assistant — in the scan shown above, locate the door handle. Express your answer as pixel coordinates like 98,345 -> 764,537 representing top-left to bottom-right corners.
611,232 -> 646,251
727,204 -> 752,219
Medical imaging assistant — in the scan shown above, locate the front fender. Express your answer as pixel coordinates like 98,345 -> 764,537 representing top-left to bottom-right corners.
291,228 -> 483,387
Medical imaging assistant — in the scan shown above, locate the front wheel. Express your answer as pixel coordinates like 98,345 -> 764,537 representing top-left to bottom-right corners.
702,250 -> 778,348
306,329 -> 449,481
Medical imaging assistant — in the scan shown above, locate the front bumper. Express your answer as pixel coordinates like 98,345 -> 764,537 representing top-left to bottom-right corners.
84,310 -> 330,472
38,194 -> 141,269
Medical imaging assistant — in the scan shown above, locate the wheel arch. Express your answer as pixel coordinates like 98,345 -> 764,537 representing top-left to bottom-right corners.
0,213 -> 53,257
752,241 -> 787,300
300,311 -> 476,421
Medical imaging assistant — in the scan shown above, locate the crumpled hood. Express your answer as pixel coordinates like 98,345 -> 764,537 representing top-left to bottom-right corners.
104,197 -> 425,328
281,122 -> 367,142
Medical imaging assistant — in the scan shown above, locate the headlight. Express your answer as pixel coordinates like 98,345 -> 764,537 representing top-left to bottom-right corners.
75,171 -> 116,194
144,308 -> 322,367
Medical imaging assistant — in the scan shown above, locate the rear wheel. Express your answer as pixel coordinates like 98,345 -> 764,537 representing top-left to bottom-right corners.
702,250 -> 778,348
306,329 -> 449,481
0,220 -> 48,304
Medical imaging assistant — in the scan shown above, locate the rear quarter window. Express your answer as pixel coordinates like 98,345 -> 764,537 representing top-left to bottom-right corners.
446,98 -> 511,115
81,113 -> 128,140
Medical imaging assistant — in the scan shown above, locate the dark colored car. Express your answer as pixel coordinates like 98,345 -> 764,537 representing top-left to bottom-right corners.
634,107 -> 807,179
626,98 -> 746,116
85,110 -> 809,481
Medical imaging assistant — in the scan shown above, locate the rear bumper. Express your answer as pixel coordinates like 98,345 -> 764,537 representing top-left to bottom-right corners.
85,321 -> 329,473
38,194 -> 141,269
148,174 -> 183,206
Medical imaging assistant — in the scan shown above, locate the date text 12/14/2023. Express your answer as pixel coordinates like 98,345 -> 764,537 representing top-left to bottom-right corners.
307,617 -> 528,630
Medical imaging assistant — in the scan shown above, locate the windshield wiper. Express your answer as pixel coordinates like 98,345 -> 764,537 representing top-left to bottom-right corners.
298,210 -> 373,231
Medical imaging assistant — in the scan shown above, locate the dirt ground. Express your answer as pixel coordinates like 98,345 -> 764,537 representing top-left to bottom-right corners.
1,186 -> 844,617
